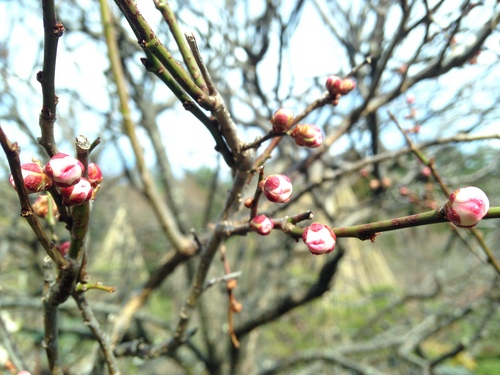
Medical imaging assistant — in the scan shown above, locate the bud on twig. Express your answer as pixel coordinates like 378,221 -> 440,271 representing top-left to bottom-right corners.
302,222 -> 336,255
259,174 -> 293,203
44,153 -> 84,187
290,124 -> 323,148
60,178 -> 93,206
270,108 -> 294,133
326,75 -> 356,96
249,214 -> 274,235
444,186 -> 489,228
87,162 -> 103,187
32,194 -> 59,218
9,163 -> 53,193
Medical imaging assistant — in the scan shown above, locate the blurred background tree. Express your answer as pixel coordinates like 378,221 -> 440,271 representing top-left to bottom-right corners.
0,0 -> 499,374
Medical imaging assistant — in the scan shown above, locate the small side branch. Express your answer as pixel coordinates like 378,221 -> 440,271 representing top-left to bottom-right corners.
73,292 -> 121,375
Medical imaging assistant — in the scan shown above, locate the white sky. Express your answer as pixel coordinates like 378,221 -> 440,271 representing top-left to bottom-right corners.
0,1 -> 499,179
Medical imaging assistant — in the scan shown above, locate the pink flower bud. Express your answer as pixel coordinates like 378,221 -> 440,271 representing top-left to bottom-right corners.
44,153 -> 84,187
249,214 -> 274,235
406,94 -> 416,104
290,124 -> 323,148
17,372 -> 32,375
444,186 -> 489,228
60,178 -> 93,206
338,78 -> 356,95
259,174 -> 293,203
9,163 -> 53,193
270,108 -> 294,133
58,241 -> 70,257
325,75 -> 342,95
87,163 -> 103,187
302,222 -> 336,255
32,194 -> 59,218
421,166 -> 432,177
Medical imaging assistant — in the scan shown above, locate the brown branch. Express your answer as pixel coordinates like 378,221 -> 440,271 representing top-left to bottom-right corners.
72,292 -> 121,375
0,126 -> 68,268
37,0 -> 64,156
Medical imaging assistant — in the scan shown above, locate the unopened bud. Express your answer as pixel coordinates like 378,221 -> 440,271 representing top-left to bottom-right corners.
270,108 -> 294,133
244,198 -> 253,208
9,163 -> 53,194
259,174 -> 293,203
249,214 -> 274,235
325,75 -> 342,95
87,163 -> 103,187
338,78 -> 356,95
60,178 -> 93,206
406,94 -> 416,104
231,301 -> 243,313
58,241 -> 70,257
302,222 -> 336,255
226,279 -> 238,290
32,194 -> 58,218
290,124 -> 323,148
444,186 -> 489,228
44,153 -> 84,187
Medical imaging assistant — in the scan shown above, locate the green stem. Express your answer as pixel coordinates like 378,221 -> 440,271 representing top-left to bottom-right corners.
153,0 -> 207,91
334,207 -> 500,241
113,0 -> 208,106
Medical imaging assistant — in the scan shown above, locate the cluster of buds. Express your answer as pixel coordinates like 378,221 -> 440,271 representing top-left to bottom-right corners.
251,174 -> 337,255
325,75 -> 356,105
444,186 -> 489,228
270,108 -> 324,149
9,153 -> 103,207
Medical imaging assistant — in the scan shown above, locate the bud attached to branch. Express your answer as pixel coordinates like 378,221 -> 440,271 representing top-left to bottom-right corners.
290,124 -> 323,148
60,178 -> 93,206
249,214 -> 274,235
32,194 -> 58,218
326,75 -> 356,96
444,186 -> 489,228
270,108 -> 294,133
302,222 -> 336,255
9,163 -> 53,193
87,162 -> 103,187
259,174 -> 293,203
44,153 -> 84,187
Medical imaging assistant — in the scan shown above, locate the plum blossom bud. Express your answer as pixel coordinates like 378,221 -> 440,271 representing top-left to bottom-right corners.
44,153 -> 84,187
325,75 -> 341,95
302,222 -> 336,255
32,194 -> 58,218
290,124 -> 323,148
58,241 -> 70,257
249,214 -> 274,235
421,166 -> 432,177
444,186 -> 490,228
259,174 -> 293,203
60,178 -> 93,206
406,94 -> 416,104
9,163 -> 53,193
87,162 -> 103,187
270,108 -> 294,133
244,198 -> 254,208
338,78 -> 356,95
17,372 -> 32,375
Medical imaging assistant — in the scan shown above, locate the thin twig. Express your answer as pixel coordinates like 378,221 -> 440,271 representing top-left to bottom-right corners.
73,292 -> 121,375
389,111 -> 500,276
